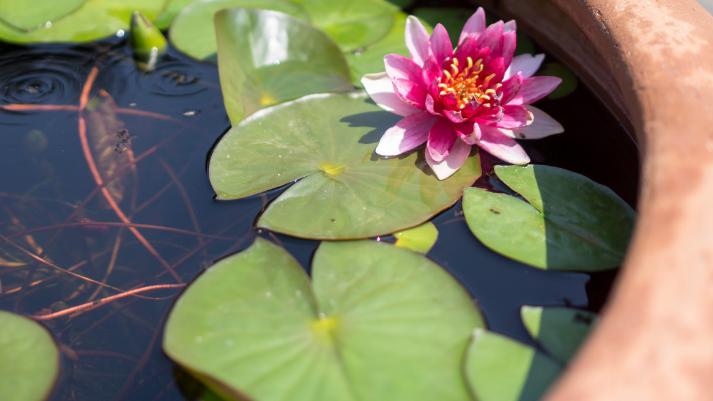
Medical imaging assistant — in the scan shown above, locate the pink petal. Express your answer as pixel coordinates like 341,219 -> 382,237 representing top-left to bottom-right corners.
501,31 -> 517,67
454,35 -> 479,65
384,54 -> 427,107
504,20 -> 517,32
384,54 -> 423,82
425,94 -> 440,116
498,105 -> 534,129
375,112 -> 435,156
427,119 -> 457,162
504,54 -> 545,80
391,78 -> 427,108
444,109 -> 466,124
405,16 -> 430,67
476,21 -> 504,54
509,76 -> 562,105
455,122 -> 479,145
422,56 -> 442,90
511,106 -> 564,139
500,73 -> 524,104
476,126 -> 530,164
361,73 -> 420,117
459,7 -> 486,44
430,24 -> 453,65
426,139 -> 472,180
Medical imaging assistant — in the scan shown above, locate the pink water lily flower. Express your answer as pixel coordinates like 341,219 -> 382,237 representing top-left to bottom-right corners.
362,8 -> 564,180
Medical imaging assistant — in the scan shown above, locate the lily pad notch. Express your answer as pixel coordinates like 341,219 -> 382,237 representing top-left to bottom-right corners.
164,238 -> 485,401
209,93 -> 481,240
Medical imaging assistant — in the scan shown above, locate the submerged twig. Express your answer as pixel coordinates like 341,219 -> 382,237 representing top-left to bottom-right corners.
76,66 -> 181,282
32,283 -> 185,320
1,103 -> 184,124
1,234 -> 126,293
159,159 -> 206,257
9,221 -> 235,240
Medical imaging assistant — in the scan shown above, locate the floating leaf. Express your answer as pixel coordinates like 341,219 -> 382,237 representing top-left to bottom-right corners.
346,12 -> 412,86
154,0 -> 194,29
540,62 -> 578,99
209,93 -> 481,239
521,306 -> 597,364
0,310 -> 59,401
0,0 -> 85,31
463,165 -> 634,271
170,0 -> 309,61
0,0 -> 165,44
394,222 -> 439,254
215,8 -> 352,123
164,239 -> 484,401
465,330 -> 561,401
290,0 -> 398,52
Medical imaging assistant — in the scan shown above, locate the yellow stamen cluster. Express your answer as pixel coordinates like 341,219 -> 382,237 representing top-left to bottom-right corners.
438,56 -> 502,110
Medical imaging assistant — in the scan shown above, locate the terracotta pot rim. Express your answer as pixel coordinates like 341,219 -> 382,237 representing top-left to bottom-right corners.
474,1 -> 713,399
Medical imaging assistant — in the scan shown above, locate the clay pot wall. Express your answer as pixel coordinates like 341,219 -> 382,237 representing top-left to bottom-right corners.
475,1 -> 713,399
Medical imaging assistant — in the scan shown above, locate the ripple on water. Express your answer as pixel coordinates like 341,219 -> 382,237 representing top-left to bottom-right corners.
0,46 -> 92,106
137,57 -> 207,97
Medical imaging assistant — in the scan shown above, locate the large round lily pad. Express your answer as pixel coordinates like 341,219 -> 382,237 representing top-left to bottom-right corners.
214,8 -> 352,123
170,0 -> 309,61
463,165 -> 635,271
0,310 -> 59,401
290,0 -> 398,52
0,0 -> 85,31
0,0 -> 165,43
209,93 -> 481,239
465,330 -> 561,401
155,0 -> 194,29
164,238 -> 484,401
521,306 -> 597,364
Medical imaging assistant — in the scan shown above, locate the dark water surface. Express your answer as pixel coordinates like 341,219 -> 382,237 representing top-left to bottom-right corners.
0,11 -> 639,401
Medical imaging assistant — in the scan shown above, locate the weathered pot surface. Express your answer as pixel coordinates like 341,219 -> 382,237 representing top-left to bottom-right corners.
476,0 -> 713,399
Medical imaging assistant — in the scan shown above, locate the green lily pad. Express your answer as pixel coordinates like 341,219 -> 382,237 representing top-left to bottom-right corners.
346,12 -> 411,86
540,62 -> 578,99
387,0 -> 414,8
0,0 -> 85,31
0,310 -> 59,401
164,239 -> 484,401
394,222 -> 439,254
215,8 -> 352,123
463,165 -> 635,271
0,0 -> 165,44
209,93 -> 481,239
465,330 -> 561,401
521,306 -> 597,364
290,0 -> 398,52
155,0 -> 194,29
170,0 -> 309,61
